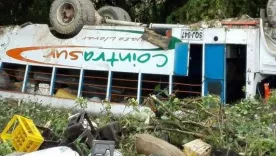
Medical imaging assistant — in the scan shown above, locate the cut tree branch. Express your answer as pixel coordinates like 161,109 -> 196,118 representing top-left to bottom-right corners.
195,102 -> 217,117
150,95 -> 181,121
181,121 -> 208,128
150,127 -> 206,138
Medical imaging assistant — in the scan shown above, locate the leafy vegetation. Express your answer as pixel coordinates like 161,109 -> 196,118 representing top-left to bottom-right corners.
0,91 -> 276,155
0,0 -> 269,25
166,0 -> 268,23
0,141 -> 13,156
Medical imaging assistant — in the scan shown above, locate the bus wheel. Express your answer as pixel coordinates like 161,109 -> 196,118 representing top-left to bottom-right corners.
80,0 -> 96,25
98,6 -> 131,22
267,0 -> 276,27
49,0 -> 84,36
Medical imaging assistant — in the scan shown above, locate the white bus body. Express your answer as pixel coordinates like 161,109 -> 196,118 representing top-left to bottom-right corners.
0,19 -> 273,114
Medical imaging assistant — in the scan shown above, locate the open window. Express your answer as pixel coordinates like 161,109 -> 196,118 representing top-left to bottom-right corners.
0,62 -> 27,92
82,70 -> 108,102
28,66 -> 53,95
52,68 -> 80,99
111,72 -> 138,103
141,74 -> 169,103
174,44 -> 202,99
226,44 -> 247,104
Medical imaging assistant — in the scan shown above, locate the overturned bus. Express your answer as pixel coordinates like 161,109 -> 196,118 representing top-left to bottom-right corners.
0,17 -> 274,114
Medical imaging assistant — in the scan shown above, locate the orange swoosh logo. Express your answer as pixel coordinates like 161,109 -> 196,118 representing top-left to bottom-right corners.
6,46 -> 87,68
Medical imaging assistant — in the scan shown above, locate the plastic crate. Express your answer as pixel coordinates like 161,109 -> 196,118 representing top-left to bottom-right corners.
0,115 -> 44,153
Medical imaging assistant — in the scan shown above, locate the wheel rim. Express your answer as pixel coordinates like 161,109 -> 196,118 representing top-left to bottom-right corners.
57,3 -> 75,25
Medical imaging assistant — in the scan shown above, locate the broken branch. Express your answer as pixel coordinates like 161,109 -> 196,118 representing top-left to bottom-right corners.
155,127 -> 206,138
181,121 -> 208,128
150,95 -> 182,121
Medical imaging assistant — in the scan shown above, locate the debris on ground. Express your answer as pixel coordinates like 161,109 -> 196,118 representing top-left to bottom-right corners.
0,111 -> 123,156
135,133 -> 185,156
183,139 -> 211,156
1,90 -> 276,155
0,115 -> 44,153
20,147 -> 79,156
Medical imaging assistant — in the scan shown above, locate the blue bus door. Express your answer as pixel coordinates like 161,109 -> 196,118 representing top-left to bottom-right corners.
204,44 -> 226,103
174,43 -> 190,76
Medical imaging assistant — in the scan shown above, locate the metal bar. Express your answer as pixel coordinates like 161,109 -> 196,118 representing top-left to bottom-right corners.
22,65 -> 30,93
221,20 -> 259,25
202,43 -> 205,97
169,74 -> 173,95
137,73 -> 142,104
260,9 -> 265,20
187,43 -> 190,76
223,44 -> 227,105
49,67 -> 56,96
150,23 -> 188,28
106,71 -> 113,101
105,19 -> 145,27
77,69 -> 84,97
0,62 -> 2,71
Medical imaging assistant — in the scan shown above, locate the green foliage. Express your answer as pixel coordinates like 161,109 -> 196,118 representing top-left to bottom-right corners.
167,0 -> 269,23
100,102 -> 113,124
0,141 -> 14,156
75,97 -> 88,110
0,99 -> 71,136
217,97 -> 276,155
2,90 -> 276,155
176,0 -> 225,23
0,0 -> 52,25
0,0 -> 269,25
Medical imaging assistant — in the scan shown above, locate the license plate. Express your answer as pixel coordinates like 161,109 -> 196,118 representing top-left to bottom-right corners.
181,30 -> 203,40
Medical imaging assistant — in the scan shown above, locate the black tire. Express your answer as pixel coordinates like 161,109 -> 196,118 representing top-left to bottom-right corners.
80,0 -> 96,25
49,0 -> 84,36
267,0 -> 276,27
112,6 -> 131,22
98,6 -> 131,21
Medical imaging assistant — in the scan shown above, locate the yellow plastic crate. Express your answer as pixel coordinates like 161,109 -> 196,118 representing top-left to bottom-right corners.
0,115 -> 44,153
